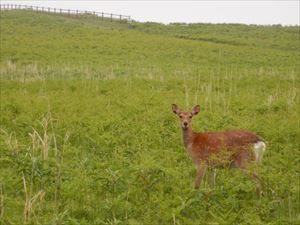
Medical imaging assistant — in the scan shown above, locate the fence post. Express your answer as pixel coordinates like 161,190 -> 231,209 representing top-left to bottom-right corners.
0,4 -> 131,22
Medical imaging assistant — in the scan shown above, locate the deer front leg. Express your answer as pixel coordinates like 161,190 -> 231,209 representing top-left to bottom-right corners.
208,168 -> 217,187
195,163 -> 208,189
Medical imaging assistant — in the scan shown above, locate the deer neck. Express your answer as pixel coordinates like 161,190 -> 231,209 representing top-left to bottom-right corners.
182,126 -> 195,148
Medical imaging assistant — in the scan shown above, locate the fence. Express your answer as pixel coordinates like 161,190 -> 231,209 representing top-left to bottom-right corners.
0,4 -> 131,22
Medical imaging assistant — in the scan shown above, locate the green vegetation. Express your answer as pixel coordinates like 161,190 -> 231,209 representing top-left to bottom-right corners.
0,10 -> 299,225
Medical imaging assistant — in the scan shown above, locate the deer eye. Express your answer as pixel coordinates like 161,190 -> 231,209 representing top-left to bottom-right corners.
189,116 -> 192,118
179,115 -> 182,118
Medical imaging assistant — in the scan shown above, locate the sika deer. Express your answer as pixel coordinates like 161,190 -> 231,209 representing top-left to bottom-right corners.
172,104 -> 266,195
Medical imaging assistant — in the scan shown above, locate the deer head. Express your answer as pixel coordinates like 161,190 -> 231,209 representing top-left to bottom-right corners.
172,104 -> 200,129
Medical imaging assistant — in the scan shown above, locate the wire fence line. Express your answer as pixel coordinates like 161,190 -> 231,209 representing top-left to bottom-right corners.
0,4 -> 132,22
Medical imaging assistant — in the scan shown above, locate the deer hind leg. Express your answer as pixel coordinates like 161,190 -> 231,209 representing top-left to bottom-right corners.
234,152 -> 263,196
208,168 -> 217,187
250,171 -> 264,196
195,163 -> 208,189
240,166 -> 264,196
240,170 -> 263,196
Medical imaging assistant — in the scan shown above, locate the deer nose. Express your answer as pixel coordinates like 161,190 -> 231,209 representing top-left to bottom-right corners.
184,122 -> 188,126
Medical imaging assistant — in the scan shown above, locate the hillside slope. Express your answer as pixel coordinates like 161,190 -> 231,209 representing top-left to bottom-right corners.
132,22 -> 299,52
1,10 -> 299,78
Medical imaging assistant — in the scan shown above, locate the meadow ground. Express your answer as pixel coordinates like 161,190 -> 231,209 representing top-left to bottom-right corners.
0,10 -> 299,225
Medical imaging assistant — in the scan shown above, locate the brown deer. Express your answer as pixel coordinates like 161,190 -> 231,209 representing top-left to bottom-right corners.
172,104 -> 266,195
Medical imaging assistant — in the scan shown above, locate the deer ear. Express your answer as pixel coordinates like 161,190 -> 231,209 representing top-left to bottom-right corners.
191,105 -> 200,115
172,104 -> 180,115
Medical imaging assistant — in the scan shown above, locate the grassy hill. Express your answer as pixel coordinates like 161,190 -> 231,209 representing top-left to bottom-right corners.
0,10 -> 299,225
132,22 -> 299,52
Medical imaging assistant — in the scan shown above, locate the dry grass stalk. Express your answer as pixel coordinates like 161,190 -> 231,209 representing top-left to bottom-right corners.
22,175 -> 45,224
0,184 -> 4,219
28,131 -> 39,158
31,116 -> 51,160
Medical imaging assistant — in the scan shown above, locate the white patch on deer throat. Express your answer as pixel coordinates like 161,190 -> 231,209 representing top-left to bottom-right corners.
185,141 -> 194,150
253,141 -> 266,163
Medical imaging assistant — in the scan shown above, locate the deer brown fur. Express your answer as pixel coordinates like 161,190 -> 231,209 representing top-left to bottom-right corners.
172,104 -> 266,195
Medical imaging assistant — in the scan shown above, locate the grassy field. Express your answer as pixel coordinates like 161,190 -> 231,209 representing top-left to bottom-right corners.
0,10 -> 299,225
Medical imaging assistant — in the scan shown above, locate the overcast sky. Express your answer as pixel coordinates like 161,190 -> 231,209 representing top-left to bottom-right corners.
2,1 -> 299,25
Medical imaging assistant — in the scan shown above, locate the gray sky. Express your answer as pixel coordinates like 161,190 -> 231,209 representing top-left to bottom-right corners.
2,1 -> 299,25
